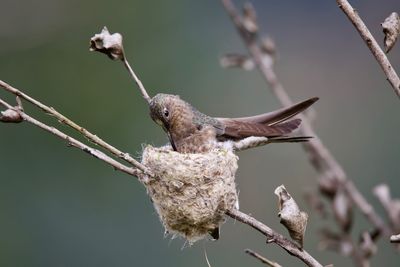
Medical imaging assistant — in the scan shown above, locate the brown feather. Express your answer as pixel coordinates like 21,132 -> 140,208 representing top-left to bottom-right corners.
220,118 -> 302,139
268,136 -> 312,143
216,97 -> 318,126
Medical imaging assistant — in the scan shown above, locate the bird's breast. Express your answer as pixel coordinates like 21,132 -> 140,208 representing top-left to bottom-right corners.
174,125 -> 218,153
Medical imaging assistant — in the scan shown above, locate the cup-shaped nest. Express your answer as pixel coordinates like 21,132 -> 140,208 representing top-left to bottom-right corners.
142,145 -> 239,243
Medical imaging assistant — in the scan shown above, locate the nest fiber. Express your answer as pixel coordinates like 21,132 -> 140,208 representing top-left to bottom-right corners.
142,145 -> 239,243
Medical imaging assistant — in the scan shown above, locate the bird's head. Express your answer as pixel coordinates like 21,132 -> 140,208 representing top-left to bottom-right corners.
149,93 -> 181,132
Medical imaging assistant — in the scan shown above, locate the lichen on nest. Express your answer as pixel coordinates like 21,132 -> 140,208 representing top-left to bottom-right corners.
141,145 -> 239,243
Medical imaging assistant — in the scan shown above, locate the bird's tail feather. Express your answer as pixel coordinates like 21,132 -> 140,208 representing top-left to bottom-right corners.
268,136 -> 312,143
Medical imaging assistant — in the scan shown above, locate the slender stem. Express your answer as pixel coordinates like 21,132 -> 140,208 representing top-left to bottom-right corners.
0,97 -> 145,180
0,79 -> 151,175
122,58 -> 152,104
245,249 -> 283,267
336,0 -> 400,98
226,209 -> 324,267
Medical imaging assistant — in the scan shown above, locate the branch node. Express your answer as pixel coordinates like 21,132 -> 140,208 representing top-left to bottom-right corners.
0,107 -> 23,123
245,249 -> 283,267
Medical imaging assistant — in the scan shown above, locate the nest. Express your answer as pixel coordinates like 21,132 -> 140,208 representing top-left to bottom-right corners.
141,145 -> 239,243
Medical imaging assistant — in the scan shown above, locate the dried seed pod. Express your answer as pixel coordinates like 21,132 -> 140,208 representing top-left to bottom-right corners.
382,12 -> 400,53
90,27 -> 125,60
0,108 -> 23,123
275,185 -> 308,248
141,145 -> 239,244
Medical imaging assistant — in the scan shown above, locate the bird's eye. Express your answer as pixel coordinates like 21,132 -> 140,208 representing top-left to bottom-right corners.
163,108 -> 169,118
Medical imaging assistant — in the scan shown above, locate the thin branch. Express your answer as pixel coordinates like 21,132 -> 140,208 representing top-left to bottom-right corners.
122,58 -> 152,104
0,79 -> 151,175
226,209 -> 324,267
0,97 -> 145,181
336,0 -> 400,98
220,0 -> 391,238
245,249 -> 283,267
345,180 -> 390,236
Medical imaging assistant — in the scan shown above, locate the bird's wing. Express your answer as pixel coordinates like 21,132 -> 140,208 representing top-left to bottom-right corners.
216,97 -> 318,126
220,118 -> 302,139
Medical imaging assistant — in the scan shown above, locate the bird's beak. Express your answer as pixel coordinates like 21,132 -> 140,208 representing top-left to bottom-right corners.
159,123 -> 176,151
167,132 -> 177,151
155,119 -> 163,126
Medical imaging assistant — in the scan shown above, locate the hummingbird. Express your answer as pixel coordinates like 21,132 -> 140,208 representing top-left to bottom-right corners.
149,93 -> 318,240
149,93 -> 318,154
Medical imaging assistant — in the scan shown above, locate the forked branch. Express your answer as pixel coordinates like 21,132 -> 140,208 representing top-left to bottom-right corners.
0,80 -> 150,175
226,209 -> 323,267
0,97 -> 144,180
336,0 -> 400,98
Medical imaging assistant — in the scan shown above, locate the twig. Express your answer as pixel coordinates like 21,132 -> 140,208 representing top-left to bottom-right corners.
0,97 -> 145,180
245,249 -> 283,267
0,79 -> 151,175
336,0 -> 400,98
122,58 -> 152,104
226,209 -> 323,267
345,180 -> 390,236
220,0 -> 391,238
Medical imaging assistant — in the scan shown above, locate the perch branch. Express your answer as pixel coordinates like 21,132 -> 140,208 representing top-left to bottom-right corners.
0,80 -> 151,175
226,209 -> 323,267
336,0 -> 400,98
221,0 -> 391,238
245,249 -> 283,267
0,97 -> 145,180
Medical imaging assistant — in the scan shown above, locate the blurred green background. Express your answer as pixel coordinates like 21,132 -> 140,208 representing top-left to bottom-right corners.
1,0 -> 399,266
